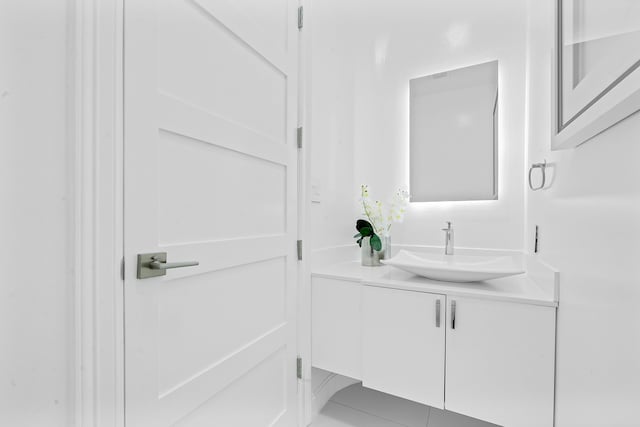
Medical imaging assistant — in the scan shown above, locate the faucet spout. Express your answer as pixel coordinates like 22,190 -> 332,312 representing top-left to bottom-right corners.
442,222 -> 454,255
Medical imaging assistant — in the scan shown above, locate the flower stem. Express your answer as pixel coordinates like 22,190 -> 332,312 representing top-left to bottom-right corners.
361,188 -> 380,235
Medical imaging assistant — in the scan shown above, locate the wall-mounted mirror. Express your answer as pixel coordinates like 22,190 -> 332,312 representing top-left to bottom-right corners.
410,60 -> 499,202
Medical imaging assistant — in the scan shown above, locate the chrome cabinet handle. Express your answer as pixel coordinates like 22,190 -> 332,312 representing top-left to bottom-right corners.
435,300 -> 441,328
451,300 -> 456,330
149,258 -> 199,270
137,252 -> 199,279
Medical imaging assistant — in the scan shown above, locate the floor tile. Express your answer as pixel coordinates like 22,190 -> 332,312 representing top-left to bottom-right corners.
330,384 -> 429,427
313,384 -> 501,427
427,407 -> 499,427
313,402 -> 408,427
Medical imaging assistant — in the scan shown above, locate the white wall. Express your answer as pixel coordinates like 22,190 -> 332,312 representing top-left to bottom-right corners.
526,1 -> 640,426
0,2 -> 73,426
309,0 -> 528,251
307,1 -> 360,250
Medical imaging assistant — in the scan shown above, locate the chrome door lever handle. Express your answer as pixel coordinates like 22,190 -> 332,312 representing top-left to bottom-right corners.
137,252 -> 199,279
149,258 -> 199,270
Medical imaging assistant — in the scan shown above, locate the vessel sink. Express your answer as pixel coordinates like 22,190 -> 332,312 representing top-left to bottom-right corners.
381,250 -> 524,283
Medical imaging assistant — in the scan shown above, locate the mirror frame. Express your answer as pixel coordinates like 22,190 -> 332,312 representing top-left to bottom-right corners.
552,0 -> 640,150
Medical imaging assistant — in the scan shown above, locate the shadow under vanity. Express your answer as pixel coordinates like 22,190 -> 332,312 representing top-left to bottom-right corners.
311,245 -> 558,427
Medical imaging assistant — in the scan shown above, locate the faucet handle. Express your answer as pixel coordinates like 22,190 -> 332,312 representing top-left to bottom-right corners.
442,221 -> 452,231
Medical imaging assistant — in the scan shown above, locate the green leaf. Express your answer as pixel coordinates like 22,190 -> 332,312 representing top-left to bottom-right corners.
370,234 -> 382,251
356,219 -> 373,232
359,226 -> 373,237
353,233 -> 362,238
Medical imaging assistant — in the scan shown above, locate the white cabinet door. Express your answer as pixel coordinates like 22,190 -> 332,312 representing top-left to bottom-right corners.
362,286 -> 445,408
445,297 -> 556,427
124,0 -> 299,425
312,277 -> 362,379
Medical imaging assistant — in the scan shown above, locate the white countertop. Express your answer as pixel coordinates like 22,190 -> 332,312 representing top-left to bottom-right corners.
312,261 -> 558,307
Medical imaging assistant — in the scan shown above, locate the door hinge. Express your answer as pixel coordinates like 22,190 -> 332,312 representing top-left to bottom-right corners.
297,240 -> 303,261
297,6 -> 304,30
296,126 -> 303,148
120,257 -> 125,280
297,356 -> 303,379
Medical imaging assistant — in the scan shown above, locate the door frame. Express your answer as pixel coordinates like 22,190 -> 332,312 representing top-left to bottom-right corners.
70,1 -> 309,426
69,0 -> 125,426
297,0 -> 313,424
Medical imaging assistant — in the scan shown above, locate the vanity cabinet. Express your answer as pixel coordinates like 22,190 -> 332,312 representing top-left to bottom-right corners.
445,297 -> 556,427
311,271 -> 557,427
359,288 -> 556,427
312,277 -> 362,379
362,286 -> 445,408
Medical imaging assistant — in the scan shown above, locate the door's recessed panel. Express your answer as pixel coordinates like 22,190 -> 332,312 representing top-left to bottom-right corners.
172,349 -> 287,427
157,257 -> 286,395
158,0 -> 287,143
157,130 -> 286,245
196,0 -> 289,53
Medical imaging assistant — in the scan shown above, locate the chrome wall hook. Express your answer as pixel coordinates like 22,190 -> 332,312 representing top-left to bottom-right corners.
528,160 -> 547,191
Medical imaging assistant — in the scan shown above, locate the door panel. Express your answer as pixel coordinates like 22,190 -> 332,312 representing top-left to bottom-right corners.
157,0 -> 288,143
156,258 -> 286,394
173,350 -> 289,427
445,297 -> 556,427
157,129 -> 286,244
362,286 -> 445,408
124,0 -> 299,425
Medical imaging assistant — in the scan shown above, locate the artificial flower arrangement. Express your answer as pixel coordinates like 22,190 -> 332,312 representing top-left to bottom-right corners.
353,184 -> 410,252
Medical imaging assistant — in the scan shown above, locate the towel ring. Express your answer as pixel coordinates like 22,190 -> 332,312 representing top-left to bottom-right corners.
528,160 -> 546,191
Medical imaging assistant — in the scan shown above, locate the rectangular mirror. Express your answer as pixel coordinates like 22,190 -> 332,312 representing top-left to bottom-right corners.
410,60 -> 499,202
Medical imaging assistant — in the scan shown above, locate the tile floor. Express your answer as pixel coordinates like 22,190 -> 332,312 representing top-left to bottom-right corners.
313,384 -> 499,427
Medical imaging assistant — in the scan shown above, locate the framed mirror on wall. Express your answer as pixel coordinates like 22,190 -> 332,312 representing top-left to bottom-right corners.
553,0 -> 640,150
410,60 -> 499,202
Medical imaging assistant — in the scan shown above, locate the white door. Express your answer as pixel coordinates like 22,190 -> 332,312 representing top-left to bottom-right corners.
124,0 -> 300,425
362,286 -> 446,408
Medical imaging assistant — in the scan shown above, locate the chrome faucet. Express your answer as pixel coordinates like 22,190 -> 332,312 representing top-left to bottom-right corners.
442,221 -> 454,255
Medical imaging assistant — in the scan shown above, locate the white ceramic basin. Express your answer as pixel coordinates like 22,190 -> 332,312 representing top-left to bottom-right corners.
381,250 -> 524,283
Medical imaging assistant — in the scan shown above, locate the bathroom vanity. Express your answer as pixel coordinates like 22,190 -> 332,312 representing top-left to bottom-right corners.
311,249 -> 558,427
